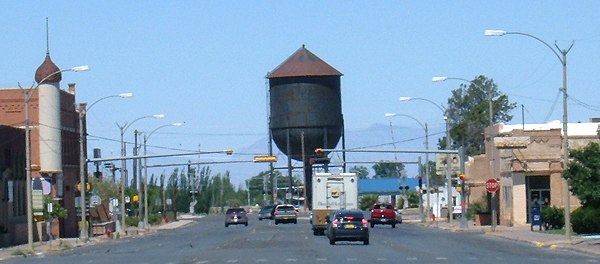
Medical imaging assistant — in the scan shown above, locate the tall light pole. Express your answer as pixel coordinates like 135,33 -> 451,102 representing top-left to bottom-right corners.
385,113 -> 430,222
77,92 -> 132,240
485,29 -> 574,239
433,76 -> 493,229
20,65 -> 89,252
399,96 -> 454,223
142,122 -> 183,228
116,114 -> 165,232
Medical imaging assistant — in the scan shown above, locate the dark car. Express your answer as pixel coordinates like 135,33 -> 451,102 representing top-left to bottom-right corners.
258,205 -> 276,220
225,207 -> 248,227
326,210 -> 369,245
273,204 -> 298,225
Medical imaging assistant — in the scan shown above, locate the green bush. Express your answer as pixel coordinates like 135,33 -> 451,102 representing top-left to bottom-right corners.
571,206 -> 600,234
125,216 -> 140,227
148,213 -> 163,225
541,206 -> 564,230
359,195 -> 378,210
467,200 -> 488,220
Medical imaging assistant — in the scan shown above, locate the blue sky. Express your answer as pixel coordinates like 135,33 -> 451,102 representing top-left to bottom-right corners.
3,2 -> 600,185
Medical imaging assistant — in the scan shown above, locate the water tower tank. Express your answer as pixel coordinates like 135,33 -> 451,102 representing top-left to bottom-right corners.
267,46 -> 343,160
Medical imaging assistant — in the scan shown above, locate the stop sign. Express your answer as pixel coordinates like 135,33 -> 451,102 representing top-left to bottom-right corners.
486,178 -> 500,193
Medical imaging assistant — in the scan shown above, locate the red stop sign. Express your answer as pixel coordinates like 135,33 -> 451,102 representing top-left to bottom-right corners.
486,178 -> 500,193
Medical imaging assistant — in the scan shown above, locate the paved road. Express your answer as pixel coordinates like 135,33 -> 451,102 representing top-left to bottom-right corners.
3,214 -> 599,263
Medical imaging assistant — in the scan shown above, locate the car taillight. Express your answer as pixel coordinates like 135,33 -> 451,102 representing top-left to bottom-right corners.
274,211 -> 278,215
294,210 -> 298,215
362,218 -> 368,227
332,219 -> 339,228
346,216 -> 354,220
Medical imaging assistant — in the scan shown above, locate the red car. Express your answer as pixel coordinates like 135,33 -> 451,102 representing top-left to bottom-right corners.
369,203 -> 399,228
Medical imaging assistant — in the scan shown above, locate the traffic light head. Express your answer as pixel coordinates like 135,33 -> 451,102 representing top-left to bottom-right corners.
417,176 -> 423,188
310,157 -> 330,165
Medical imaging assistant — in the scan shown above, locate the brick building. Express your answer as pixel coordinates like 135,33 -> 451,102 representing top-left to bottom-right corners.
0,53 -> 82,246
465,121 -> 599,226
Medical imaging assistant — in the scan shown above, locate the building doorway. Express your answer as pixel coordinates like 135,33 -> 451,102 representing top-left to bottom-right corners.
526,175 -> 550,223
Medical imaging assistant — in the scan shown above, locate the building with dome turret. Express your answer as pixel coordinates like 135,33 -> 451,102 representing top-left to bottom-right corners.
0,52 -> 82,246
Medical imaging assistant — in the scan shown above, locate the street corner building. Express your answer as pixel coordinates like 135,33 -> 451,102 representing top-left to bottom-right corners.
465,121 -> 599,227
0,53 -> 84,247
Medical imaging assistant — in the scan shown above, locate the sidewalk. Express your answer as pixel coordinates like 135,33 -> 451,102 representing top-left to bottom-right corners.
415,218 -> 600,257
0,214 -> 203,261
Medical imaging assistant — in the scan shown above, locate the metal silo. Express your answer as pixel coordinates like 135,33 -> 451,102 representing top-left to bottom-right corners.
267,45 -> 344,208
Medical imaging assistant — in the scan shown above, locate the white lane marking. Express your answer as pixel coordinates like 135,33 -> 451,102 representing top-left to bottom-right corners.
407,257 -> 418,261
285,259 -> 297,262
435,257 -> 447,260
226,260 -> 238,263
316,258 -> 327,261
377,258 -> 388,261
255,259 -> 268,262
347,258 -> 358,261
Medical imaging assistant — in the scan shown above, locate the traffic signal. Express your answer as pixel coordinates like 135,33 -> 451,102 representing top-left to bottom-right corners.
254,155 -> 277,163
310,157 -> 330,165
418,176 -> 423,188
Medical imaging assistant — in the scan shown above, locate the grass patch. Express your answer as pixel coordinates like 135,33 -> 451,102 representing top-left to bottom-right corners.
11,249 -> 27,257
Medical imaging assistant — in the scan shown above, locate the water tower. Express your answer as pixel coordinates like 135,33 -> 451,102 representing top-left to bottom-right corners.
267,45 -> 344,207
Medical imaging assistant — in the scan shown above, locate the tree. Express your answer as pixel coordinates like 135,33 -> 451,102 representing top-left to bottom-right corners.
420,160 -> 445,187
349,165 -> 369,179
445,75 -> 516,156
372,161 -> 405,178
563,142 -> 600,208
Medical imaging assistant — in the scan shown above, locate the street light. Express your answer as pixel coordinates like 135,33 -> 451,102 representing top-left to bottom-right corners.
116,114 -> 165,233
385,113 -> 430,223
399,96 -> 454,223
21,65 -> 89,252
485,29 -> 574,239
433,76 -> 493,229
142,122 -> 184,228
77,92 -> 132,240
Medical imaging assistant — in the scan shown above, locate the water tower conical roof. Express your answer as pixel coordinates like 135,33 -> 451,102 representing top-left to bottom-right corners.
267,45 -> 342,78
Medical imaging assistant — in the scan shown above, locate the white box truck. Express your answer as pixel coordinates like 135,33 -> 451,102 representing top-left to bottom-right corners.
311,172 -> 358,235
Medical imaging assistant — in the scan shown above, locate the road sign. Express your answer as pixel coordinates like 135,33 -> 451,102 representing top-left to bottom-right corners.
485,178 -> 500,193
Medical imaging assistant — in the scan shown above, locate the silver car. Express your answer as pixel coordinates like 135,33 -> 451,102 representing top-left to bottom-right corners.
273,204 -> 298,225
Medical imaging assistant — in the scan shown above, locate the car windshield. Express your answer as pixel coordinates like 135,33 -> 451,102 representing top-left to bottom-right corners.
226,208 -> 244,214
277,206 -> 295,212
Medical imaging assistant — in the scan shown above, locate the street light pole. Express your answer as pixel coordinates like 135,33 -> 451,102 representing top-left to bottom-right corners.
385,113 -> 430,222
399,96 -> 453,223
21,65 -> 89,252
485,29 -> 574,239
77,92 -> 132,240
433,76 -> 494,228
116,114 -> 165,233
142,122 -> 183,228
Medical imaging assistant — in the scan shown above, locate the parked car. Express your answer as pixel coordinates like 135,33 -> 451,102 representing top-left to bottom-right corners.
258,205 -> 276,220
369,203 -> 398,228
326,210 -> 369,245
225,207 -> 248,227
273,204 -> 298,225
